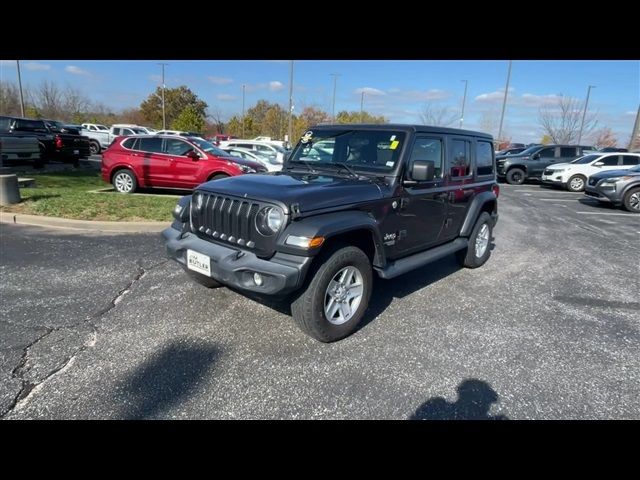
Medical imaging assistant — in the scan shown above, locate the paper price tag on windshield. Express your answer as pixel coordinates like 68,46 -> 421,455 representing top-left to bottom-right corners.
390,140 -> 400,150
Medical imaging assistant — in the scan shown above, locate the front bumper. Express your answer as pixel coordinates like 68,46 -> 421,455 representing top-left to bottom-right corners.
541,172 -> 566,185
584,184 -> 622,204
162,227 -> 312,295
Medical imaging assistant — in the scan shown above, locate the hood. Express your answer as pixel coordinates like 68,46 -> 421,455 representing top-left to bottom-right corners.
546,162 -> 572,169
197,171 -> 383,213
208,154 -> 265,172
497,153 -> 529,161
590,168 -> 640,180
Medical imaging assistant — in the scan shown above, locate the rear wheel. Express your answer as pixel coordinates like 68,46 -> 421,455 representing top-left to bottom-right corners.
456,212 -> 493,268
112,169 -> 137,193
506,168 -> 526,185
208,173 -> 229,181
623,187 -> 640,213
89,141 -> 101,155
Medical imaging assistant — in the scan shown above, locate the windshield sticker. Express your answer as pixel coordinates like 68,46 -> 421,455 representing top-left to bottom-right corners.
386,161 -> 394,167
390,135 -> 396,141
300,131 -> 313,144
390,140 -> 400,150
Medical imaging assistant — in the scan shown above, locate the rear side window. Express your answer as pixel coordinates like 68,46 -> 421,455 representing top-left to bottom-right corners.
138,137 -> 163,153
560,147 -> 577,157
121,138 -> 138,150
14,119 -> 48,132
622,155 -> 640,166
476,141 -> 494,176
449,139 -> 471,177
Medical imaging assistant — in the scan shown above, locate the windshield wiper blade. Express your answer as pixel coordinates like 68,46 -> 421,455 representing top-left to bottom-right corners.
332,162 -> 359,178
287,159 -> 317,174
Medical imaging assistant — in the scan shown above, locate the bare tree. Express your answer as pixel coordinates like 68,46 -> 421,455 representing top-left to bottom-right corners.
419,102 -> 458,126
538,95 -> 598,144
589,127 -> 618,149
208,107 -> 226,134
28,80 -> 64,119
63,85 -> 90,120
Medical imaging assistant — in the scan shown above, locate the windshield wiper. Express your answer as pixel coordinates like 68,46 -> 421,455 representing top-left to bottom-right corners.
287,158 -> 317,174
332,162 -> 359,178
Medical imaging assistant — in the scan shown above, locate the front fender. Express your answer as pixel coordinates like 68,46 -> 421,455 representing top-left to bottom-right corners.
459,191 -> 498,237
276,210 -> 385,264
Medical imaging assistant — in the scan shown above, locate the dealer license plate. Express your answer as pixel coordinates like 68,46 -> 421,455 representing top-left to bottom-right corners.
187,249 -> 211,276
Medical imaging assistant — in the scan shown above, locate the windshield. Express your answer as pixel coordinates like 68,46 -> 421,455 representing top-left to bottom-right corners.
287,129 -> 406,174
96,125 -> 108,131
571,154 -> 601,164
628,165 -> 640,173
46,121 -> 65,131
188,137 -> 230,156
514,146 -> 542,156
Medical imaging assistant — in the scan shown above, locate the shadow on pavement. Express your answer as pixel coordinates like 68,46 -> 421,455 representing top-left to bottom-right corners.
410,378 -> 509,420
119,339 -> 220,419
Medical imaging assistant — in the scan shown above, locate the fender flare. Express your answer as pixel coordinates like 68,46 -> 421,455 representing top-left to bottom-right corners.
459,191 -> 497,237
277,210 -> 386,266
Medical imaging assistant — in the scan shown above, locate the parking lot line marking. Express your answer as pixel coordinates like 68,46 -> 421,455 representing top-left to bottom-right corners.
539,198 -> 582,201
576,212 -> 636,216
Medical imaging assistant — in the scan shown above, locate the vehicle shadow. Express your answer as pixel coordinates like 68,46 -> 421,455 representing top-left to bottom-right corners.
409,378 -> 509,420
117,339 -> 220,419
577,197 -> 620,210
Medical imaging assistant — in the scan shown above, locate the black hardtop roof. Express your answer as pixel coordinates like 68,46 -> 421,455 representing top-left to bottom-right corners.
311,123 -> 493,139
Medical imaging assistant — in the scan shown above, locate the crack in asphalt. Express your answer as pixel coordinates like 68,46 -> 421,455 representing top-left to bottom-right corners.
1,258 -> 168,418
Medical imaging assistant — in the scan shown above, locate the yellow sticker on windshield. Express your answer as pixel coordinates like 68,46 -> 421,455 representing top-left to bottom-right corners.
390,140 -> 399,150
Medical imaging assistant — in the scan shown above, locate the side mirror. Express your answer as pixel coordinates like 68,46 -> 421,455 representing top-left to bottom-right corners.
532,153 -> 540,160
186,150 -> 200,161
593,161 -> 604,167
411,160 -> 435,182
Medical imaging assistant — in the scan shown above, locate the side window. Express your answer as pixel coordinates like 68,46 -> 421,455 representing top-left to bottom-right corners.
255,144 -> 272,153
123,129 -> 134,135
600,155 -> 619,166
449,139 -> 471,177
138,137 -> 163,153
112,128 -> 121,135
0,117 -> 11,130
622,155 -> 639,166
539,147 -> 556,158
560,147 -> 577,157
409,137 -> 443,179
476,140 -> 494,176
237,143 -> 254,149
121,137 -> 138,150
164,138 -> 194,156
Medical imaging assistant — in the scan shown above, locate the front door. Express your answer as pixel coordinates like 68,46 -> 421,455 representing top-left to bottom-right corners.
386,135 -> 448,259
530,146 -> 557,176
163,137 -> 201,188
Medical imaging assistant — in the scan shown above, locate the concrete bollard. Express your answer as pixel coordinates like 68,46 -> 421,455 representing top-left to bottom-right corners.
0,174 -> 21,205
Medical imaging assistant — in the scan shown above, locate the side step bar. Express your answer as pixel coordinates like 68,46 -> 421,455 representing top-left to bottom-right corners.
375,238 -> 468,279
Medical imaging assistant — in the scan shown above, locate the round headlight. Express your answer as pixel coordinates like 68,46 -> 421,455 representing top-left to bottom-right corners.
256,207 -> 283,236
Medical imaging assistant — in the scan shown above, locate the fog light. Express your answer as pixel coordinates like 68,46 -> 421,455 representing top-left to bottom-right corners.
253,272 -> 263,286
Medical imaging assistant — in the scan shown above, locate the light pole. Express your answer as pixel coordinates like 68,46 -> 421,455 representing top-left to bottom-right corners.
287,60 -> 294,144
629,104 -> 640,151
330,73 -> 341,121
16,60 -> 25,117
459,79 -> 468,129
497,60 -> 512,146
241,84 -> 246,138
577,85 -> 596,145
360,91 -> 365,122
157,63 -> 169,129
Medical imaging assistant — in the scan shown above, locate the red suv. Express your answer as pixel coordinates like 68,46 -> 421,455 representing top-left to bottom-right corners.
102,135 -> 266,193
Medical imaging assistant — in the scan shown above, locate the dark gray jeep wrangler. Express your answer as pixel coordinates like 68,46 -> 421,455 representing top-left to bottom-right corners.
163,124 -> 499,342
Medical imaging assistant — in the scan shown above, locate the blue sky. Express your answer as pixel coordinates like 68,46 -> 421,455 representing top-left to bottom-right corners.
1,60 -> 638,144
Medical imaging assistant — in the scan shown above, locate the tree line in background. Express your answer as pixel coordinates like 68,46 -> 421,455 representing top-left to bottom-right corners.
1,80 -> 637,149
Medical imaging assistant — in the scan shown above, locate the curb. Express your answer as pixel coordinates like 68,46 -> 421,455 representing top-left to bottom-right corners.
0,211 -> 169,233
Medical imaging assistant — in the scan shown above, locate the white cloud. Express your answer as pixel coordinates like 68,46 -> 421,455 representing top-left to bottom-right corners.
521,93 -> 562,107
269,81 -> 284,92
355,87 -> 386,96
23,62 -> 51,71
475,87 -> 515,104
208,76 -> 233,85
148,74 -> 162,83
394,89 -> 450,101
216,94 -> 237,101
65,65 -> 90,76
625,110 -> 637,116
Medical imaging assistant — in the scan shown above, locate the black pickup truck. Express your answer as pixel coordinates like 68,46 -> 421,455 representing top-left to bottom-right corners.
163,124 -> 499,342
0,115 -> 91,166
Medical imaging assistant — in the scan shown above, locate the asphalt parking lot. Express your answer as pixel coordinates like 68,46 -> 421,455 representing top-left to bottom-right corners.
0,183 -> 638,419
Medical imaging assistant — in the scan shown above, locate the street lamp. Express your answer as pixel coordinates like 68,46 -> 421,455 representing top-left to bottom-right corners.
459,79 -> 468,129
287,60 -> 294,144
577,85 -> 596,145
497,60 -> 512,145
16,60 -> 25,117
360,91 -> 365,122
241,84 -> 246,138
330,73 -> 341,121
157,63 -> 169,129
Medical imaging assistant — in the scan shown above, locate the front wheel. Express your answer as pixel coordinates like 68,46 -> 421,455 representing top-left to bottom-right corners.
291,246 -> 372,342
456,212 -> 493,268
623,187 -> 640,213
506,168 -> 526,185
112,169 -> 137,193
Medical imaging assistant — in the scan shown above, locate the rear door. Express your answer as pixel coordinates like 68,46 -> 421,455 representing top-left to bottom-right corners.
443,136 -> 475,239
135,137 -> 165,187
621,155 -> 640,167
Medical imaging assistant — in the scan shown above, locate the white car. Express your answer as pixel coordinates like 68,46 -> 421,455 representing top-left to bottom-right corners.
541,152 -> 640,192
219,140 -> 288,163
222,147 -> 282,172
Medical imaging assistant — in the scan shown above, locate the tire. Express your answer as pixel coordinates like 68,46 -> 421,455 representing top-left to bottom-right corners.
291,245 -> 373,343
623,187 -> 640,213
506,168 -> 526,185
567,174 -> 586,192
89,141 -> 101,155
208,173 -> 229,181
112,169 -> 137,193
456,212 -> 493,268
186,269 -> 222,288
